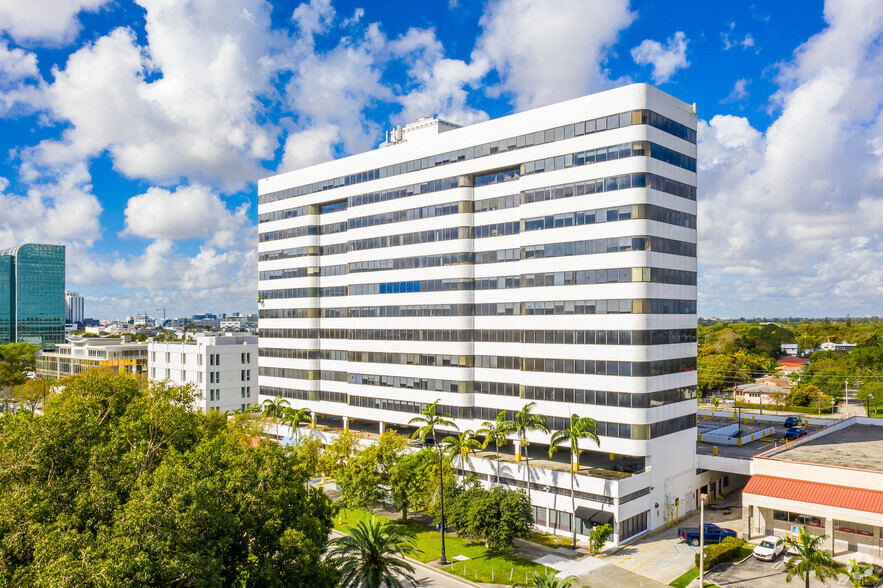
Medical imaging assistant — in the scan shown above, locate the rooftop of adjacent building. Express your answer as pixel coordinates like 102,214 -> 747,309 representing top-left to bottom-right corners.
148,333 -> 257,347
761,418 -> 883,473
0,243 -> 65,257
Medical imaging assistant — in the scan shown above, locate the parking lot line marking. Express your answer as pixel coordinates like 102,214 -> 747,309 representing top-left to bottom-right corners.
771,562 -> 783,570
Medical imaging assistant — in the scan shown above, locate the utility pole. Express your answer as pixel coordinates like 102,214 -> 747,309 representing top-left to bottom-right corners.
845,378 -> 849,412
699,493 -> 708,588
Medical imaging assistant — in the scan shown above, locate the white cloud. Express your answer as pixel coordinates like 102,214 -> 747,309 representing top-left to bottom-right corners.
698,0 -> 883,317
0,42 -> 39,81
31,0 -> 281,188
391,27 -> 489,126
475,0 -> 635,110
279,125 -> 341,172
631,31 -> 690,84
741,33 -> 755,49
0,0 -> 109,45
721,78 -> 750,103
0,163 -> 102,247
122,184 -> 250,248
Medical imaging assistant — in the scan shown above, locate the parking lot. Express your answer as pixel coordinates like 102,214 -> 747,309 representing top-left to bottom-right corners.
707,553 -> 847,588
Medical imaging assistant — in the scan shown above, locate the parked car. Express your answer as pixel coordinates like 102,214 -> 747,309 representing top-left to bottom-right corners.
784,416 -> 802,427
677,524 -> 738,547
753,536 -> 786,561
782,545 -> 801,566
852,562 -> 883,587
784,426 -> 808,441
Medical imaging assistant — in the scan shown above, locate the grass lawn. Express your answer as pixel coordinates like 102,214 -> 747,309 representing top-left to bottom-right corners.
526,531 -> 575,550
335,508 -> 547,585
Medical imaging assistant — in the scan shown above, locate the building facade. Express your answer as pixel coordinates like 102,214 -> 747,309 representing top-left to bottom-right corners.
36,336 -> 148,378
148,334 -> 258,413
0,243 -> 66,347
257,84 -> 698,544
65,290 -> 85,324
743,417 -> 883,560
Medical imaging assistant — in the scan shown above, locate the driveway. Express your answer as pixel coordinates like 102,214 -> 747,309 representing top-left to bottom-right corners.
706,555 -> 842,588
607,494 -> 744,585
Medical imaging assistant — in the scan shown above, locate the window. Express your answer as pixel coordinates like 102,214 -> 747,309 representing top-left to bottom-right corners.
241,387 -> 245,399
246,387 -> 251,398
241,370 -> 245,382
620,511 -> 648,540
216,390 -> 220,401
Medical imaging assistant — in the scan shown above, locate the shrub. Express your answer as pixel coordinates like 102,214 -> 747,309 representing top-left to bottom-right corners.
695,537 -> 745,571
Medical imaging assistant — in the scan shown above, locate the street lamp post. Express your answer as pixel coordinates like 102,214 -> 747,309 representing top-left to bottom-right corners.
425,437 -> 448,566
699,492 -> 708,588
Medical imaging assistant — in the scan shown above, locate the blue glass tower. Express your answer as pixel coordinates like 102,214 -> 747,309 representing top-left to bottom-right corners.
0,244 -> 66,347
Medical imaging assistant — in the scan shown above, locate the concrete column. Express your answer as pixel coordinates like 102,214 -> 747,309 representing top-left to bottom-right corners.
379,421 -> 385,435
758,508 -> 773,536
825,517 -> 834,555
514,440 -> 522,462
311,413 -> 317,428
342,416 -> 349,432
741,505 -> 752,540
873,526 -> 880,556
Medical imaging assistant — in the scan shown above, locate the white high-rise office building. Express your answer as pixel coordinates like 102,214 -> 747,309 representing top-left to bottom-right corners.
257,84 -> 702,544
149,334 -> 258,413
65,290 -> 84,324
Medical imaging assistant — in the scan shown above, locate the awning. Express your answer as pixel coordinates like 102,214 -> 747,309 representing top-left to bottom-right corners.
574,506 -> 614,525
743,475 -> 883,514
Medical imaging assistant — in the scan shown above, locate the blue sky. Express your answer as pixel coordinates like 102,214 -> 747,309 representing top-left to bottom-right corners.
1,0 -> 880,320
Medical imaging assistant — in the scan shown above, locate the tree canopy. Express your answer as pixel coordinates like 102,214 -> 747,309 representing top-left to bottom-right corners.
0,371 -> 338,587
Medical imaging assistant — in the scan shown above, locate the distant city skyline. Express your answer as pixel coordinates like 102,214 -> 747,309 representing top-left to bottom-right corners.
1,0 -> 881,318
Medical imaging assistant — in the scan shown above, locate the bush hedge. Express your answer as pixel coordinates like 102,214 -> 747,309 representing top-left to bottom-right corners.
695,537 -> 745,571
733,401 -> 833,415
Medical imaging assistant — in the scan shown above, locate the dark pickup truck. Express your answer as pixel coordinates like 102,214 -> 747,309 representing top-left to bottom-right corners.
677,524 -> 738,546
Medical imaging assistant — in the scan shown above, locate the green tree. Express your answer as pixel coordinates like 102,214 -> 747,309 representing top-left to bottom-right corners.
408,399 -> 457,444
548,414 -> 600,548
0,342 -> 39,382
511,402 -> 550,506
0,370 -> 338,586
443,429 -> 481,474
447,486 -> 533,549
260,394 -> 290,438
847,558 -> 880,588
478,412 -> 515,485
319,429 -> 363,479
515,571 -> 579,588
857,382 -> 883,412
784,529 -> 841,588
329,516 -> 419,588
388,449 -> 437,522
12,377 -> 55,412
335,431 -> 409,511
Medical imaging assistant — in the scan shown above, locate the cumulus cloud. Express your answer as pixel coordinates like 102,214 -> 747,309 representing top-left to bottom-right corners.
475,0 -> 634,110
31,0 -> 280,188
279,125 -> 341,172
698,0 -> 883,317
391,27 -> 489,126
0,42 -> 39,81
721,78 -> 750,103
122,184 -> 251,248
631,31 -> 690,84
0,163 -> 102,247
0,0 -> 109,45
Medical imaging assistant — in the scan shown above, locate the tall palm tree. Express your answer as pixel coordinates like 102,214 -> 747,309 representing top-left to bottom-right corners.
260,395 -> 290,438
784,529 -> 841,588
512,402 -> 550,506
515,571 -> 578,588
408,399 -> 458,445
442,430 -> 481,474
548,414 -> 600,549
282,406 -> 312,444
329,516 -> 420,588
478,412 -> 515,485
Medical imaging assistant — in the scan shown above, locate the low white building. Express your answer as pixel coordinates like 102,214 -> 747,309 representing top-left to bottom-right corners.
820,340 -> 857,353
742,417 -> 883,560
148,333 -> 258,413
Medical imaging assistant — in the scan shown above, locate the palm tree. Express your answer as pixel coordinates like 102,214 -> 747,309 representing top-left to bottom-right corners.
512,402 -> 550,506
282,406 -> 312,444
329,516 -> 420,588
478,412 -> 515,485
548,414 -> 600,549
847,558 -> 879,588
442,430 -> 481,474
515,571 -> 578,588
408,399 -> 458,445
260,395 -> 290,438
784,529 -> 841,588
